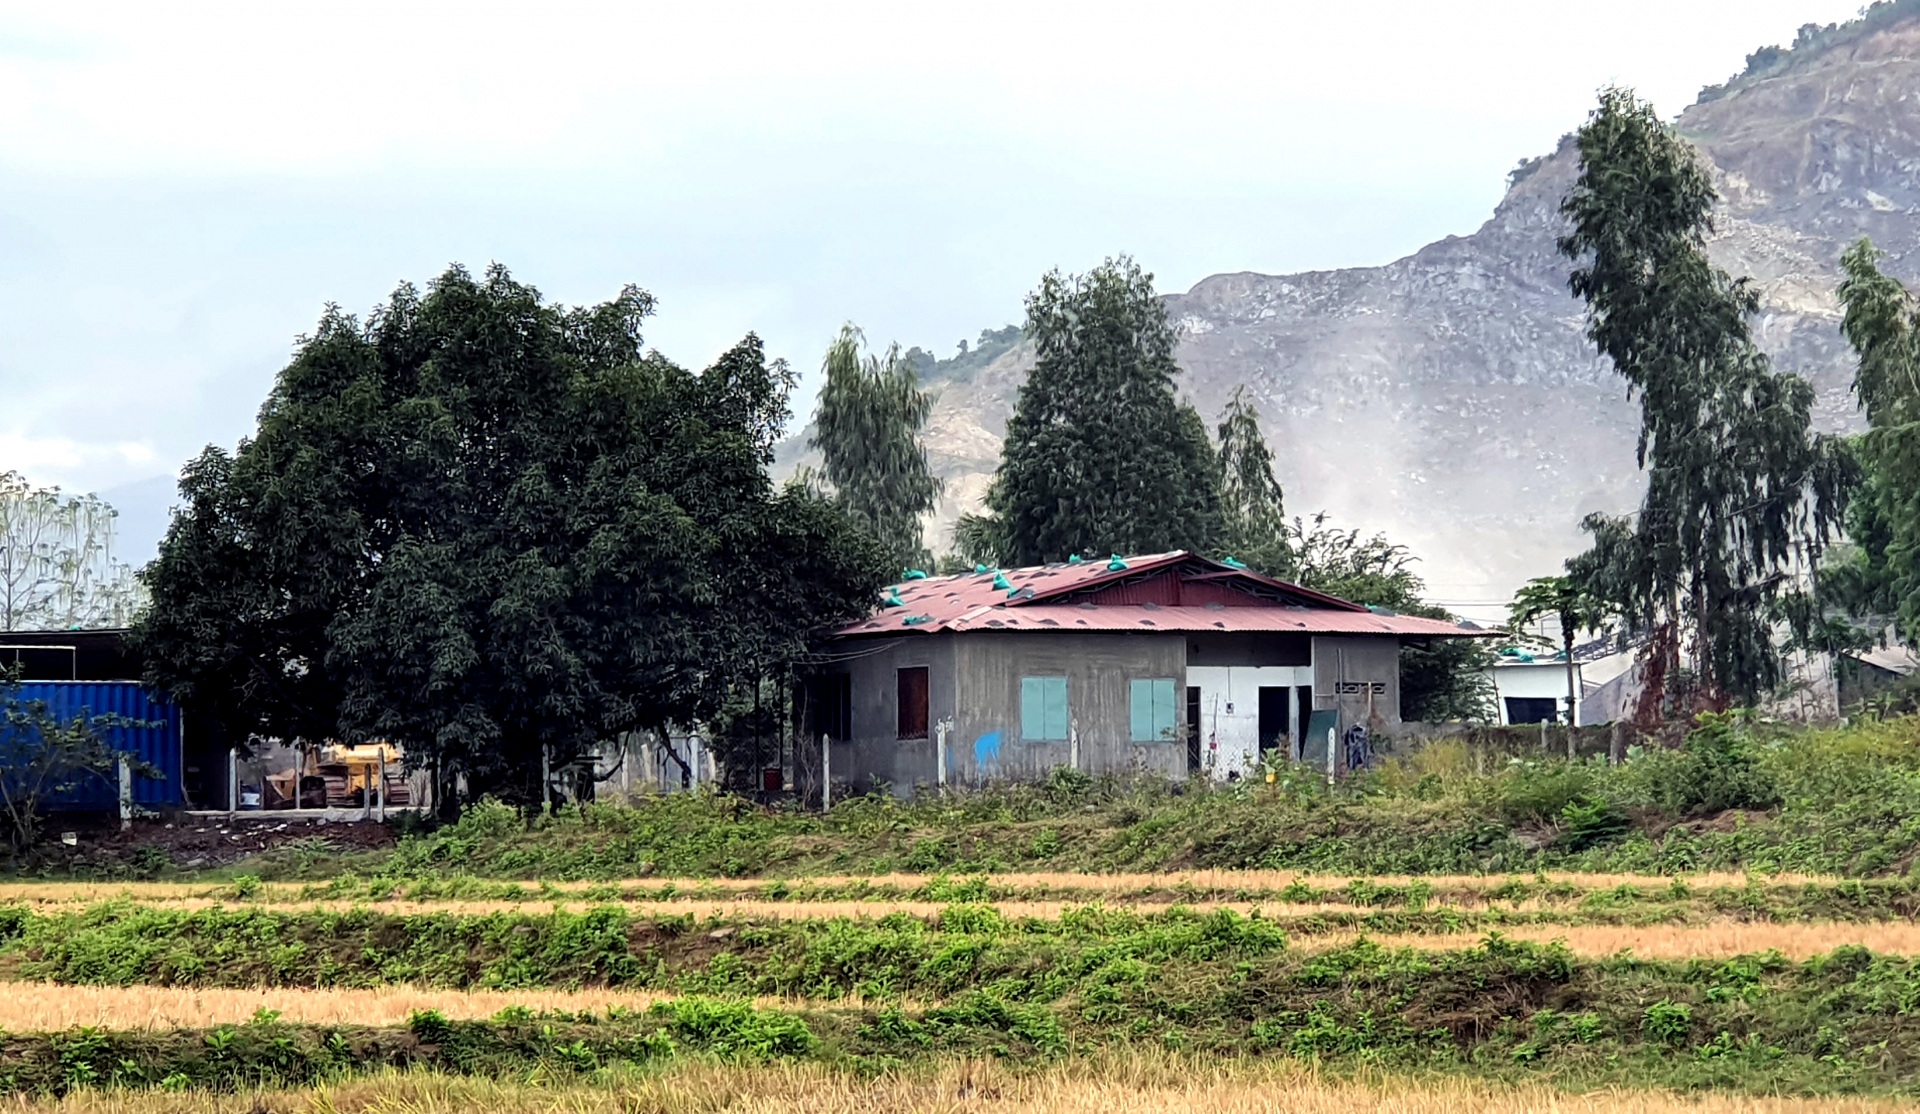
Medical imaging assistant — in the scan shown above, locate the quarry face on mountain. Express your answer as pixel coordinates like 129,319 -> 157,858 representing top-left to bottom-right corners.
892,12 -> 1920,612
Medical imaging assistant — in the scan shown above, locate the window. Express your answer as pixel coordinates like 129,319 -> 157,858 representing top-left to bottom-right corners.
1504,696 -> 1560,725
811,674 -> 852,741
897,667 -> 929,739
1130,678 -> 1177,742
1020,676 -> 1069,741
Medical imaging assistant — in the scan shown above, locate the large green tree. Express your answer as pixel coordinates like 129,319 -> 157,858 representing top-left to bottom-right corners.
978,257 -> 1224,565
1216,386 -> 1291,576
136,265 -> 886,806
1828,239 -> 1920,645
808,325 -> 942,573
1558,88 -> 1850,715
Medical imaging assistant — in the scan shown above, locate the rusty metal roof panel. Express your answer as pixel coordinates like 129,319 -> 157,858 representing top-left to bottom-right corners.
949,606 -> 1488,637
832,551 -> 1492,639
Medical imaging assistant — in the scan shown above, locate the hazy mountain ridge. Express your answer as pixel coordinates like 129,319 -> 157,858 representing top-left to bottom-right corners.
884,11 -> 1920,607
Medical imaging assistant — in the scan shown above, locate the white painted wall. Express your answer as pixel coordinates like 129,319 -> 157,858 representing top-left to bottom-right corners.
1187,664 -> 1313,780
1488,662 -> 1581,725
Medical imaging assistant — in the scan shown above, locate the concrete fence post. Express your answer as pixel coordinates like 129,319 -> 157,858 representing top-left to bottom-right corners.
820,734 -> 831,812
117,758 -> 132,831
227,747 -> 238,821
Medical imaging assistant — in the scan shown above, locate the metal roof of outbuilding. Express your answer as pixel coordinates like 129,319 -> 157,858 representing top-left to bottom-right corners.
831,551 -> 1494,640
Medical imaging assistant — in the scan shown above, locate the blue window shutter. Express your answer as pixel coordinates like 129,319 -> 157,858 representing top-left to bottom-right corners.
1132,678 -> 1177,741
1021,677 -> 1045,741
1045,677 -> 1068,741
1130,680 -> 1153,741
1154,678 -> 1176,740
1023,676 -> 1069,741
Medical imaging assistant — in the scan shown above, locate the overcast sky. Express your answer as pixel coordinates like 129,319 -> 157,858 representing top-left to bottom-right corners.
0,0 -> 1869,511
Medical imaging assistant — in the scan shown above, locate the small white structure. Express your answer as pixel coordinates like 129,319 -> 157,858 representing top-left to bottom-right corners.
1486,653 -> 1582,726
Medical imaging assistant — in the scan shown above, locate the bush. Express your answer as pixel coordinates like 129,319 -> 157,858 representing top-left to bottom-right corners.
1652,713 -> 1780,816
1642,999 -> 1693,1046
649,998 -> 817,1059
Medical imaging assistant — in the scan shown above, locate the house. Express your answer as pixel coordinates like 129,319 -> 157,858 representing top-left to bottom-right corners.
802,551 -> 1492,794
1485,648 -> 1583,725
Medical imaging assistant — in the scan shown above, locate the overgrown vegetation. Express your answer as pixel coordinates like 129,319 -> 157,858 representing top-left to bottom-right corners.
15,931 -> 1920,1095
72,713 -> 1910,882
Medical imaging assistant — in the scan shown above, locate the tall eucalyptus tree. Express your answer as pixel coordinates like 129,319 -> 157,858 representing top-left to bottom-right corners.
1558,88 -> 1851,715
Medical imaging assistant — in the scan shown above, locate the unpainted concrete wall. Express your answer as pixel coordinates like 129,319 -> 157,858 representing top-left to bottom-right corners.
815,630 -> 1412,795
818,634 -> 956,795
950,630 -> 1189,784
1311,635 -> 1402,736
1186,632 -> 1311,668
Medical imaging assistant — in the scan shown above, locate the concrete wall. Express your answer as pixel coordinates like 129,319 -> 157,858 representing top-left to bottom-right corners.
817,634 -> 958,795
1488,662 -> 1581,725
1186,632 -> 1310,668
1188,664 -> 1312,780
1312,635 -> 1402,738
950,630 -> 1189,784
815,630 -> 1414,794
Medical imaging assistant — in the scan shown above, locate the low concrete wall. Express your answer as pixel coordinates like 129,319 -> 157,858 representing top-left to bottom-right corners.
1388,722 -> 1628,762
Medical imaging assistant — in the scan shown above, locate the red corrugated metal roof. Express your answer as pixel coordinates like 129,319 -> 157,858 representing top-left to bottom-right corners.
832,551 -> 1494,639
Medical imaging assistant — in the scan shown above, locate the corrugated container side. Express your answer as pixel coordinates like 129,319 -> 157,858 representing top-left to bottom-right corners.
9,682 -> 185,811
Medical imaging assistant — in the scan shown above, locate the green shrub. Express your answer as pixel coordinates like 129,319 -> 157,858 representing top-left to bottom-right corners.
649,998 -> 817,1059
1642,999 -> 1693,1046
1645,713 -> 1781,816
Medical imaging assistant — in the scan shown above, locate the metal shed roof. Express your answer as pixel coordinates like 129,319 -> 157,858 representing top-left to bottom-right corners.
832,551 -> 1493,640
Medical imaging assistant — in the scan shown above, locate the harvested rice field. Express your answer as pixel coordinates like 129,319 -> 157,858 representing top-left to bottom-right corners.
10,872 -> 1920,1100
1304,921 -> 1920,959
7,1059 -> 1918,1114
0,870 -> 1851,909
0,982 -> 832,1031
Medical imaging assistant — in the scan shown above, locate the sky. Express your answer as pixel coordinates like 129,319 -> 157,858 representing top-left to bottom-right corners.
0,0 -> 1872,553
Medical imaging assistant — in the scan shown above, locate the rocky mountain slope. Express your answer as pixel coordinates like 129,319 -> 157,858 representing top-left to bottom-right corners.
867,7 -> 1920,612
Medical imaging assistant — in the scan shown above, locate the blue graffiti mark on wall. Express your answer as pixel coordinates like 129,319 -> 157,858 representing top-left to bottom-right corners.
973,731 -> 1003,769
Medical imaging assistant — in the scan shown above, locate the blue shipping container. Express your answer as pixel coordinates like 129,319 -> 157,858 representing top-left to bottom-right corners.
7,682 -> 184,812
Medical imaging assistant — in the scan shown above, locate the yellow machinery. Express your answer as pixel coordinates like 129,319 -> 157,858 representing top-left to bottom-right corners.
263,741 -> 406,809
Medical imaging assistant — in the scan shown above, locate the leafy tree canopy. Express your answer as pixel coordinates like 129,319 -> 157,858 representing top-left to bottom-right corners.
1823,239 -> 1920,646
1287,513 -> 1495,724
808,325 -> 941,573
977,257 -> 1223,566
1558,87 -> 1850,714
1216,386 -> 1291,577
136,264 -> 887,805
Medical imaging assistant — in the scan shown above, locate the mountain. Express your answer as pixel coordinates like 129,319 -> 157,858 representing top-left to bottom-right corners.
856,4 -> 1920,616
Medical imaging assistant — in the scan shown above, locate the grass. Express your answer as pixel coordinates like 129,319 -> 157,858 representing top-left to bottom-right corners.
0,869 -> 1857,907
117,713 -> 1920,885
16,900 -> 1920,1093
10,1057 -> 1920,1113
18,714 -> 1920,1103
